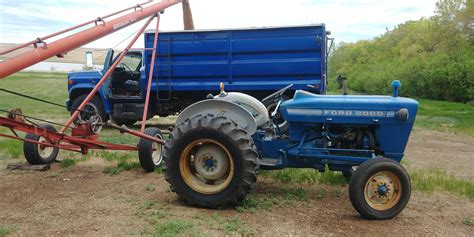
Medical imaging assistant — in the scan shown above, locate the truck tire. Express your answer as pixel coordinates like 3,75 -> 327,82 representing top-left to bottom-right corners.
263,95 -> 290,134
163,114 -> 259,208
23,124 -> 59,164
70,94 -> 107,124
138,127 -> 164,172
349,157 -> 411,220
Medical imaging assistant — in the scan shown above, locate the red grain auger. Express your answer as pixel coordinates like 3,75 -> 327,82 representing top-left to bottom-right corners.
0,0 -> 194,172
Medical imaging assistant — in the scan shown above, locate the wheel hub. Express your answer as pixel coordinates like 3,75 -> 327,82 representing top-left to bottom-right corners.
179,139 -> 235,195
151,134 -> 163,165
194,144 -> 229,180
38,137 -> 54,158
377,184 -> 389,196
364,171 -> 401,211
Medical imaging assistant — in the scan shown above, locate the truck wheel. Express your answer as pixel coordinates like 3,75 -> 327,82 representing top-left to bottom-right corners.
264,95 -> 289,134
23,124 -> 59,164
71,94 -> 107,124
349,157 -> 411,220
163,114 -> 259,208
138,127 -> 164,172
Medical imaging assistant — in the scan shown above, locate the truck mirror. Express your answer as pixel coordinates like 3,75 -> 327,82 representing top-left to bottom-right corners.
86,50 -> 93,68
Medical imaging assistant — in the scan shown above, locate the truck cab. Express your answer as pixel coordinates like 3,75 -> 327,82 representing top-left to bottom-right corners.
67,49 -> 147,126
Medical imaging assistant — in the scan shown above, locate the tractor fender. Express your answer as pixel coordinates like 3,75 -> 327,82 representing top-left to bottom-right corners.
214,92 -> 270,128
176,99 -> 258,135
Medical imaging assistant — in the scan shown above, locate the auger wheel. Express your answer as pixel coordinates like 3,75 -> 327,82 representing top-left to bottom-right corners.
163,114 -> 259,208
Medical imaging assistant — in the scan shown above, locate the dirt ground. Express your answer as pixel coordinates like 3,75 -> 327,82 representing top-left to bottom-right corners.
0,128 -> 473,236
405,128 -> 474,181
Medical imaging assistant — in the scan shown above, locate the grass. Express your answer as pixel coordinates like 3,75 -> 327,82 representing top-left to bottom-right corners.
135,201 -> 203,236
263,167 -> 474,200
0,226 -> 14,237
0,139 -> 22,159
464,218 -> 474,226
207,215 -> 255,236
0,72 -> 68,118
136,199 -> 254,236
261,168 -> 347,185
236,186 -> 308,212
97,151 -> 141,174
411,170 -> 474,199
59,156 -> 89,169
153,220 -> 197,237
413,98 -> 474,135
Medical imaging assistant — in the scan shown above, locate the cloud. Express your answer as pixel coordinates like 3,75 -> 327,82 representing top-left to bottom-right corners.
0,0 -> 437,48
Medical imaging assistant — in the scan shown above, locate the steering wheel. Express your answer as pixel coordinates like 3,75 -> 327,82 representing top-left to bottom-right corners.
120,63 -> 133,74
262,84 -> 293,116
262,84 -> 294,103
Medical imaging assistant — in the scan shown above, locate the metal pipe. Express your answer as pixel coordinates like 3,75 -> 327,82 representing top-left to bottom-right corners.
182,0 -> 195,30
0,1 -> 154,56
0,0 -> 183,79
141,15 -> 161,132
106,122 -> 165,145
60,15 -> 156,133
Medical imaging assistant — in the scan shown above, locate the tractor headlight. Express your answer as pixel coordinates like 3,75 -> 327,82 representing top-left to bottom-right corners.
395,108 -> 409,121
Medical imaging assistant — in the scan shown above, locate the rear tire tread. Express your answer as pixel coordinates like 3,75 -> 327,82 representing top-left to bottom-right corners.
163,114 -> 259,208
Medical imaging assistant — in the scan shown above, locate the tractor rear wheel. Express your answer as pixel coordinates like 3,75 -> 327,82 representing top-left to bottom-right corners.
138,127 -> 164,172
163,114 -> 259,208
23,124 -> 59,164
349,157 -> 411,220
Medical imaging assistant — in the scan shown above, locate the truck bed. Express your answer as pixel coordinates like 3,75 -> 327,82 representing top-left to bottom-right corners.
144,25 -> 328,95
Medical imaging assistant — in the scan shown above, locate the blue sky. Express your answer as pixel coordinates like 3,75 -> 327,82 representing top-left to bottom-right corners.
0,0 -> 437,49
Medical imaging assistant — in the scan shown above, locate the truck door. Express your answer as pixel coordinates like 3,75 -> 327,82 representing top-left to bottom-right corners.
101,49 -> 114,98
108,51 -> 143,97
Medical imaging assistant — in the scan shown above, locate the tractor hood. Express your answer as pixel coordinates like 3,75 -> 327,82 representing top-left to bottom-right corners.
280,90 -> 419,125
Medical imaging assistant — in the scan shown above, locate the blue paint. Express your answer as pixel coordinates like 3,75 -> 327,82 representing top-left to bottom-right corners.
144,25 -> 328,93
205,159 -> 214,168
378,185 -> 388,196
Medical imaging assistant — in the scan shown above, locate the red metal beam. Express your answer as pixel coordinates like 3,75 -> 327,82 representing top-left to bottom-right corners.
0,0 -> 183,79
141,15 -> 161,132
182,0 -> 195,30
0,1 -> 154,56
0,133 -> 82,153
0,116 -> 141,152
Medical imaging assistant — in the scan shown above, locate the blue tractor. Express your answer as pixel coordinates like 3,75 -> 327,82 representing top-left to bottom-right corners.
162,81 -> 418,220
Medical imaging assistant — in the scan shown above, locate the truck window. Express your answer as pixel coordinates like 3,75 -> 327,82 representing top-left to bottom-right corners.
120,53 -> 142,71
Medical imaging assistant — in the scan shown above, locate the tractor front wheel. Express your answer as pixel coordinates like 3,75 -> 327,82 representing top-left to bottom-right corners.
349,157 -> 411,220
163,114 -> 259,208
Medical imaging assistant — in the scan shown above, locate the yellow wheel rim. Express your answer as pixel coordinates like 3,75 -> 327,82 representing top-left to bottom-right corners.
364,171 -> 402,211
179,139 -> 234,194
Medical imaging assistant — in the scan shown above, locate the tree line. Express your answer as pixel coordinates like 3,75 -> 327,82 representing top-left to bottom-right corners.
328,0 -> 473,103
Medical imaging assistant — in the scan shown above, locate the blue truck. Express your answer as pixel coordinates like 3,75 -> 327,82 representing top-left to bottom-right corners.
66,25 -> 330,125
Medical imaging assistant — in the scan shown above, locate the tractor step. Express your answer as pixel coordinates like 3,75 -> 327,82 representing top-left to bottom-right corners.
258,158 -> 282,167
